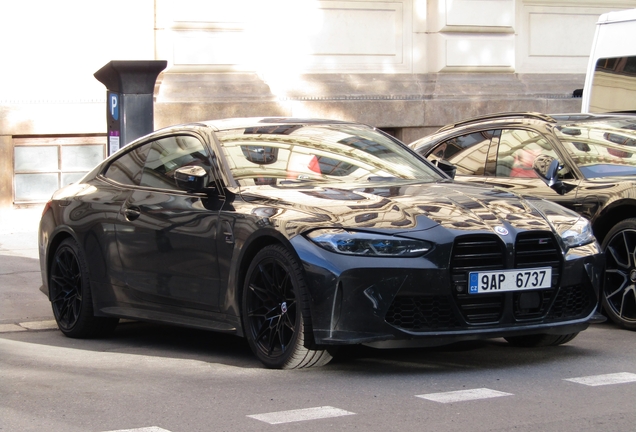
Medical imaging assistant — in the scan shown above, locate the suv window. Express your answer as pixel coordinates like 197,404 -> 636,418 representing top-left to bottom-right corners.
431,130 -> 496,175
556,122 -> 636,178
495,129 -> 559,178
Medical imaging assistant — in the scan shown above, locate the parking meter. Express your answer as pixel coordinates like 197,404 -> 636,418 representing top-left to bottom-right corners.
94,60 -> 167,155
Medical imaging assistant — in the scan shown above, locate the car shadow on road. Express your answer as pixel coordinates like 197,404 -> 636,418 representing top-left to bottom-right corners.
2,320 -> 621,374
325,321 -> 624,375
98,320 -> 261,368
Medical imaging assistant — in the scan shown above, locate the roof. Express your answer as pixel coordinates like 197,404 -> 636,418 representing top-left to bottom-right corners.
199,117 -> 355,131
597,8 -> 636,25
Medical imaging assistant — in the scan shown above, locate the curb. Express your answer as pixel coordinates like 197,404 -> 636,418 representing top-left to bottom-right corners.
0,320 -> 58,333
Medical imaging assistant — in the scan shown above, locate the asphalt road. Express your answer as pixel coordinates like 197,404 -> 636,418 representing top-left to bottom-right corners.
2,208 -> 635,432
0,206 -> 52,329
2,321 -> 636,432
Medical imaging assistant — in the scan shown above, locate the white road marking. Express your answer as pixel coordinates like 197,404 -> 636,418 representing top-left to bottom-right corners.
103,427 -> 171,432
416,388 -> 514,403
564,372 -> 636,386
247,406 -> 355,424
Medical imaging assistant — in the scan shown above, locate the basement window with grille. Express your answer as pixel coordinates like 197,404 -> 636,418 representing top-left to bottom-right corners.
13,136 -> 106,204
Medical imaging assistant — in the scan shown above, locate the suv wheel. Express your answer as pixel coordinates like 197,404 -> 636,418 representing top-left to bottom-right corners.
601,219 -> 636,330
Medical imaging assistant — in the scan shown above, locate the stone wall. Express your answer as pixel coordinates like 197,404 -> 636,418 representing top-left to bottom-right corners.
155,72 -> 585,143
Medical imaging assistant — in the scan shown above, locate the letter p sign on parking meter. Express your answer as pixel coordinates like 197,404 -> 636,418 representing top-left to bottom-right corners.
108,91 -> 121,155
110,93 -> 119,121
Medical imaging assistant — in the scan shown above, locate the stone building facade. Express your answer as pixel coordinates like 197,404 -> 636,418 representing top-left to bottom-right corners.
1,0 -> 635,208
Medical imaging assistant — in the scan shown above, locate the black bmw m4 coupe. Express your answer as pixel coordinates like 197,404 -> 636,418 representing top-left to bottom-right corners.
39,117 -> 604,368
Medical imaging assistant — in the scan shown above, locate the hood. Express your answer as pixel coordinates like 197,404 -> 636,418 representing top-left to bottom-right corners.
238,180 -> 560,236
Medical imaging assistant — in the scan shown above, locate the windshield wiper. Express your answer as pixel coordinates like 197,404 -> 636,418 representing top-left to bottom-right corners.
279,177 -> 329,185
367,176 -> 399,182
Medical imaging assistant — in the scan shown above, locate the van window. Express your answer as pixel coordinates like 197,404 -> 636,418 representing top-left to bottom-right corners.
589,56 -> 636,113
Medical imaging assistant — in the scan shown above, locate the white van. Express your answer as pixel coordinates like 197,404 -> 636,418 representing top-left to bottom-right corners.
581,8 -> 636,113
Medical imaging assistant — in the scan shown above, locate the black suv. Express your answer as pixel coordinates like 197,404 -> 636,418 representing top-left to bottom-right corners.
409,112 -> 636,330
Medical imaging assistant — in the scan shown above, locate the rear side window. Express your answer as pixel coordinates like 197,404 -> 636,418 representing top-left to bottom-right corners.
104,145 -> 150,186
431,130 -> 496,175
557,120 -> 636,178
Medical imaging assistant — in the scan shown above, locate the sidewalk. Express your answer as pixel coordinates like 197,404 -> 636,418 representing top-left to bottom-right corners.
0,205 -> 57,331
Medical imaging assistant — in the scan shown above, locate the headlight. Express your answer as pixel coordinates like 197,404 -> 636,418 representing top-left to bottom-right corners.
306,228 -> 431,257
558,217 -> 595,248
527,199 -> 595,248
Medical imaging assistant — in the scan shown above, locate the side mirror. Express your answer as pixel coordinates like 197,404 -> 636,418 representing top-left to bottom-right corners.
433,159 -> 456,179
532,155 -> 575,195
174,166 -> 210,192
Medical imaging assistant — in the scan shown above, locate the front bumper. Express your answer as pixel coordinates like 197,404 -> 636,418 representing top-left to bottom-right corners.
291,233 -> 604,347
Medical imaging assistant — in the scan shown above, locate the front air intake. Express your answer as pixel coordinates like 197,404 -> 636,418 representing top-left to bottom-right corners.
450,235 -> 506,324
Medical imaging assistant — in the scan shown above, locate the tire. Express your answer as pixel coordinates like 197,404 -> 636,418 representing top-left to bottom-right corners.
504,332 -> 579,347
601,218 -> 636,330
49,238 -> 118,338
242,244 -> 332,369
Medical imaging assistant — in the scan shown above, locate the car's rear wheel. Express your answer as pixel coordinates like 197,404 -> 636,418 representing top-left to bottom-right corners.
601,219 -> 636,330
504,332 -> 579,347
242,244 -> 332,369
49,238 -> 118,338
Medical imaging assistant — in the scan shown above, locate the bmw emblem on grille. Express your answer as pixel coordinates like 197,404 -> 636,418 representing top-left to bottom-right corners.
494,226 -> 509,236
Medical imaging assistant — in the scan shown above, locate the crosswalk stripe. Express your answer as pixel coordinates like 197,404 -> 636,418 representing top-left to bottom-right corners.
247,406 -> 355,424
416,388 -> 514,403
103,428 -> 171,432
564,372 -> 636,386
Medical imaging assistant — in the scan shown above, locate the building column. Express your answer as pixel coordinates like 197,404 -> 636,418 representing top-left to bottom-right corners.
0,135 -> 13,208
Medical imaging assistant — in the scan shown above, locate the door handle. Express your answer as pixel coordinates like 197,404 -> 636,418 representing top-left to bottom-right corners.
124,206 -> 141,221
222,220 -> 234,244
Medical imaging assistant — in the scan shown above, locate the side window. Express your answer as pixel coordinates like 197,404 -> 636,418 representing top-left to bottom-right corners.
104,145 -> 150,186
589,56 -> 636,113
139,135 -> 214,191
496,129 -> 559,178
431,130 -> 495,175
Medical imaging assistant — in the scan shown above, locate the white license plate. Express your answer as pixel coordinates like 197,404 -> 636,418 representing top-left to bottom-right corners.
468,268 -> 552,294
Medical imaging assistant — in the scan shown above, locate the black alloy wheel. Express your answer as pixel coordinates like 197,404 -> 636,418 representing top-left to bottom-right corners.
242,244 -> 332,369
602,219 -> 636,330
49,238 -> 118,338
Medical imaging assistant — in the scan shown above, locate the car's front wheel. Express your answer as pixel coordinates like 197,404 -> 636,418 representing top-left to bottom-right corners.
49,237 -> 118,338
601,218 -> 636,330
242,244 -> 332,369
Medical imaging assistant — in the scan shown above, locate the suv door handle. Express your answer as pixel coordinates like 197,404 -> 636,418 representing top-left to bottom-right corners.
222,220 -> 234,244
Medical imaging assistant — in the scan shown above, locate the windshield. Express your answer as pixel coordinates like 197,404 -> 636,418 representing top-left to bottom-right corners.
215,123 -> 441,187
555,118 -> 636,178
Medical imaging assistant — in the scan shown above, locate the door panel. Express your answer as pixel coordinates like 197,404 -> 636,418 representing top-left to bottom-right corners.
114,133 -> 223,311
117,190 -> 221,310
